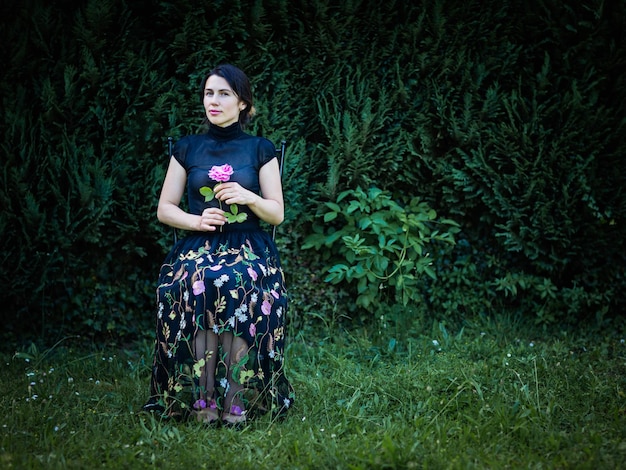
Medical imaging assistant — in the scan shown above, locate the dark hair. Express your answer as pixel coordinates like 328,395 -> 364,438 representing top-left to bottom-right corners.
200,64 -> 255,127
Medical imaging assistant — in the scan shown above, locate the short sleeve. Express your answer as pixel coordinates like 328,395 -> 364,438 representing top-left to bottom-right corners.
258,138 -> 277,167
172,137 -> 190,169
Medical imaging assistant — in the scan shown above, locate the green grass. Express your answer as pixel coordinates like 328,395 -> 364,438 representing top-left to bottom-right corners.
1,316 -> 625,469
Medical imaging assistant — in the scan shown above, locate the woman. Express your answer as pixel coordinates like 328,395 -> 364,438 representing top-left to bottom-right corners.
142,64 -> 294,426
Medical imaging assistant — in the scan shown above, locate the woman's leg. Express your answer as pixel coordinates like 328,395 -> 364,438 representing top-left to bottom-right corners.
193,330 -> 219,422
220,331 -> 248,423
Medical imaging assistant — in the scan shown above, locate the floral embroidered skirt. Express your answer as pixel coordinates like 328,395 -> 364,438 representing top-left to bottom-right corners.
144,229 -> 294,419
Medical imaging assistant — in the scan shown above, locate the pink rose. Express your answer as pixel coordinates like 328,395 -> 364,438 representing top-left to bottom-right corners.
208,164 -> 234,183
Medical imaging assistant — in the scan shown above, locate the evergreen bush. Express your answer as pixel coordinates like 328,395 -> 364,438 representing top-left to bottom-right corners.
1,0 -> 624,345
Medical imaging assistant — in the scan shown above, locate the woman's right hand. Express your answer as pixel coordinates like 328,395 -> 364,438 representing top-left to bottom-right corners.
198,207 -> 226,231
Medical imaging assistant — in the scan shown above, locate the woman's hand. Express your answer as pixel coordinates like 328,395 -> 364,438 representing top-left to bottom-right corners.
203,159 -> 283,227
214,182 -> 258,206
198,207 -> 227,231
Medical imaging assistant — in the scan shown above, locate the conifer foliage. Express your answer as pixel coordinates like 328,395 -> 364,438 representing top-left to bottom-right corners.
1,0 -> 624,343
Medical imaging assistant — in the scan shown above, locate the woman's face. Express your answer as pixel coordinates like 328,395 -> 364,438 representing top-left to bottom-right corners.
203,75 -> 246,127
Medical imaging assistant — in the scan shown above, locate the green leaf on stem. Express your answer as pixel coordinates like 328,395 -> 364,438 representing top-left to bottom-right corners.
199,186 -> 214,202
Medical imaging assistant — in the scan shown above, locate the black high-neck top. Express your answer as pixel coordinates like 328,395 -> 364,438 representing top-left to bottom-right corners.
207,122 -> 245,140
172,124 -> 276,230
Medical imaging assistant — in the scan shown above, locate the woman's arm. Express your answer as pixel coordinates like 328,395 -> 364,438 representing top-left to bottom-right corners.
157,157 -> 226,232
214,157 -> 284,226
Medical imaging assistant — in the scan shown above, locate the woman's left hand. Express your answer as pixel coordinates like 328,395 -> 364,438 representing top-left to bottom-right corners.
214,182 -> 258,206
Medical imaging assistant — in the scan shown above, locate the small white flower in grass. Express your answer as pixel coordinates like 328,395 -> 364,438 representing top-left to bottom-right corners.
283,398 -> 291,408
432,340 -> 440,347
68,377 -> 74,384
529,342 -> 535,347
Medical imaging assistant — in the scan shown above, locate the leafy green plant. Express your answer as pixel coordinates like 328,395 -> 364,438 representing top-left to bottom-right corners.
303,186 -> 460,310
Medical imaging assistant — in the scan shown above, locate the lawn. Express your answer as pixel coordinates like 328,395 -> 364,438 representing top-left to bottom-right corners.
1,315 -> 625,469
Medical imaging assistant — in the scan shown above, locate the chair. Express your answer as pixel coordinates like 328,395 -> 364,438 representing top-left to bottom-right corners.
167,137 -> 287,243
